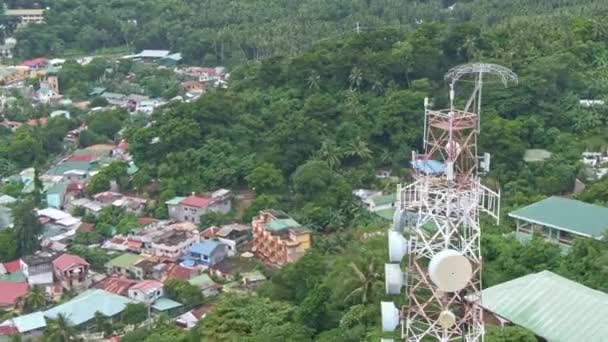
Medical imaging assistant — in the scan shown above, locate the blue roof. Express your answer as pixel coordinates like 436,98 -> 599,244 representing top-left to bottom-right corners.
411,159 -> 446,174
152,297 -> 183,311
190,240 -> 222,256
44,289 -> 134,326
181,259 -> 196,267
11,311 -> 46,333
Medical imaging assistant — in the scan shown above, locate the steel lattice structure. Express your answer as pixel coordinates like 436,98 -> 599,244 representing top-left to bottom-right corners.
384,63 -> 516,342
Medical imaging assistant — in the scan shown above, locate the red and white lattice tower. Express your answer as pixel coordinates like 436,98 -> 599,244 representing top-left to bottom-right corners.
382,64 -> 517,342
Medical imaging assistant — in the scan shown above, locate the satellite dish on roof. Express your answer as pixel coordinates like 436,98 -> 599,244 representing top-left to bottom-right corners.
385,263 -> 405,295
381,301 -> 400,332
388,231 -> 409,262
428,249 -> 472,292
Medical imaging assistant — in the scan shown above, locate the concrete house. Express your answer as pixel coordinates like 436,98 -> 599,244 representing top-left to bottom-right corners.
166,189 -> 231,224
201,223 -> 251,257
20,255 -> 54,287
128,280 -> 164,303
52,254 -> 89,291
184,240 -> 228,267
147,230 -> 200,260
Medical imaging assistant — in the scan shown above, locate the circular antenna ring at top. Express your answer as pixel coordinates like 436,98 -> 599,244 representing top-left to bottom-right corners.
428,249 -> 473,292
445,63 -> 518,88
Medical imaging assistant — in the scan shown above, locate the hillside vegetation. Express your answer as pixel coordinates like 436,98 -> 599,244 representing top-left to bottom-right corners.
5,0 -> 608,64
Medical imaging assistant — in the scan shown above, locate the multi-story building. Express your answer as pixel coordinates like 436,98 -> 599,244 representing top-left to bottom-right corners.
5,9 -> 45,26
128,280 -> 164,303
146,230 -> 200,260
185,240 -> 228,267
252,210 -> 311,267
201,223 -> 251,257
52,254 -> 89,291
20,254 -> 54,288
166,189 -> 231,224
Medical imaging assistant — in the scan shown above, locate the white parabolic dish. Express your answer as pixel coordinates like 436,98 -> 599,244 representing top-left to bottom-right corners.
428,249 -> 472,292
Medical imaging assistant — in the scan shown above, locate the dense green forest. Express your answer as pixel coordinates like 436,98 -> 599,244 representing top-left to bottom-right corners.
117,11 -> 608,342
4,0 -> 608,64
3,0 -> 608,341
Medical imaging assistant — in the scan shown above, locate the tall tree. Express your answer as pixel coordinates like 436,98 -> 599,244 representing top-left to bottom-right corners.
44,314 -> 81,342
12,200 -> 43,256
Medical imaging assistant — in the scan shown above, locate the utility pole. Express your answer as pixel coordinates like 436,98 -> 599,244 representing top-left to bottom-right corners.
356,21 -> 360,34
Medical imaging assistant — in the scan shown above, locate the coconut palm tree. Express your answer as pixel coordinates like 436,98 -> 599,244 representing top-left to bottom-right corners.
315,140 -> 343,169
24,286 -> 46,312
345,139 -> 373,161
343,260 -> 383,304
307,72 -> 321,91
349,66 -> 363,90
44,314 -> 81,342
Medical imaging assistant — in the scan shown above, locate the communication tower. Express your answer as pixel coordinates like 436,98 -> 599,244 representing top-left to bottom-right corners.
382,63 -> 517,341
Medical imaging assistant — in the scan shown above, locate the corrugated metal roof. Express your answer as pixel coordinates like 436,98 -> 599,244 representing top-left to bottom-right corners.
11,311 -> 46,333
188,274 -> 216,287
152,297 -> 182,311
165,197 -> 185,205
268,218 -> 301,231
105,253 -> 142,269
371,193 -> 396,206
481,271 -> 608,342
509,196 -> 608,238
44,289 -> 134,326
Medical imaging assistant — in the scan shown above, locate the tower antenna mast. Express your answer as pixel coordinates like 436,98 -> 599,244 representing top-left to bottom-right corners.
382,63 -> 517,342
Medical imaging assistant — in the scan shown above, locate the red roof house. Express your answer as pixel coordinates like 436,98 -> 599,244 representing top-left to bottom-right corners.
66,154 -> 97,162
52,254 -> 89,272
94,277 -> 137,296
0,282 -> 28,309
181,195 -> 213,208
20,57 -> 47,69
137,217 -> 159,226
52,254 -> 89,291
130,279 -> 163,292
166,264 -> 197,281
0,325 -> 18,336
2,260 -> 21,274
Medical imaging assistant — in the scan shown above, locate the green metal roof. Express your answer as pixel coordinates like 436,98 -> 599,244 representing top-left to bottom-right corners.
47,161 -> 95,176
371,193 -> 396,206
46,182 -> 68,196
0,270 -> 26,282
375,208 -> 396,221
165,197 -> 185,205
105,253 -> 142,269
152,297 -> 183,311
11,311 -> 46,333
44,289 -> 134,326
188,274 -> 216,287
509,196 -> 608,238
481,271 -> 608,341
268,217 -> 301,231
